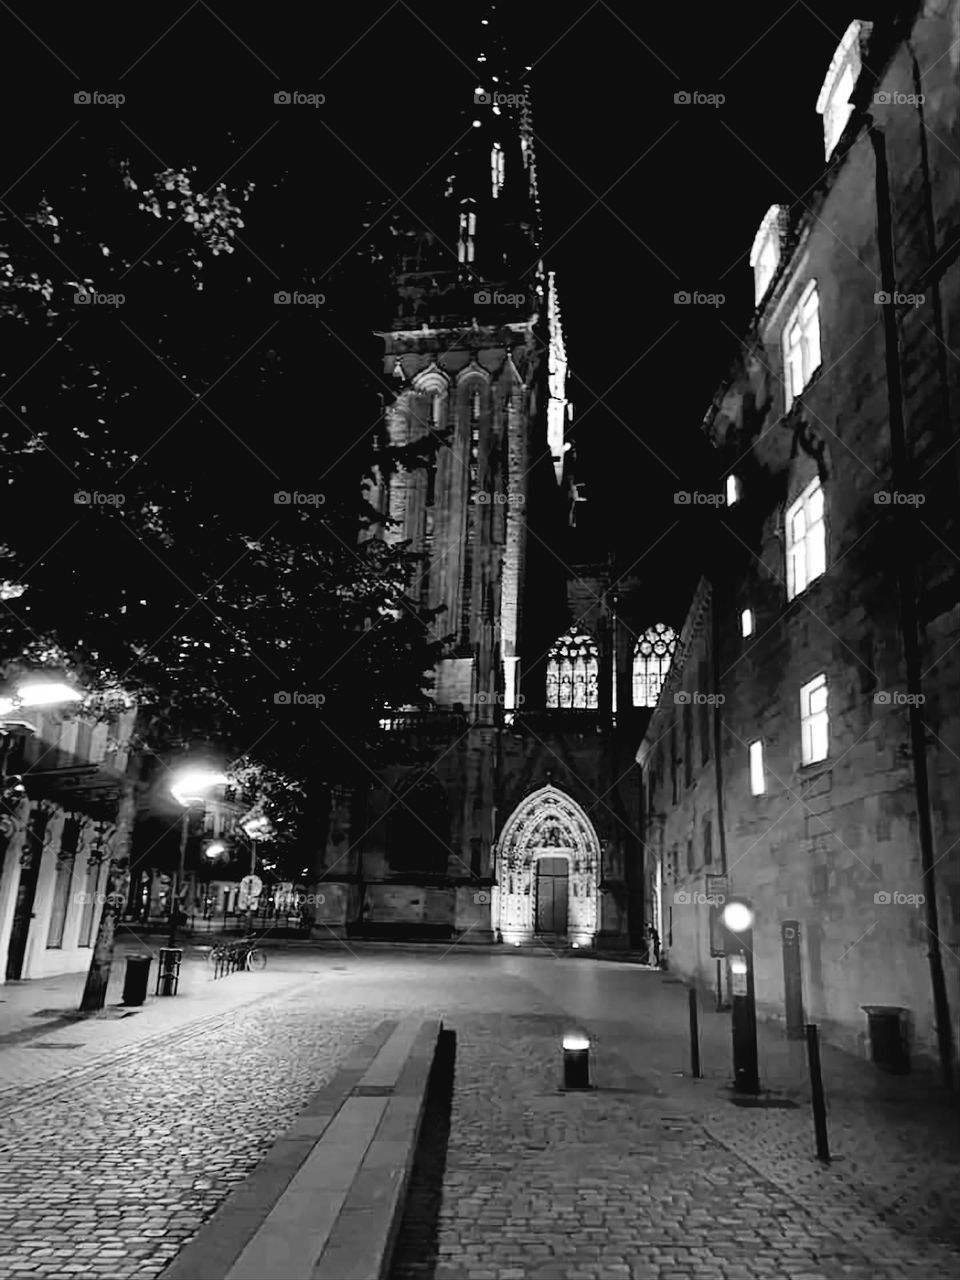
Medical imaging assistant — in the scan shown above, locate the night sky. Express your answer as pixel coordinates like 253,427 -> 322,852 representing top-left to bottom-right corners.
2,0 -> 869,613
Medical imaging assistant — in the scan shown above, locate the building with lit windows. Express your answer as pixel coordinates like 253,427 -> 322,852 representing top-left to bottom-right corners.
638,6 -> 960,1074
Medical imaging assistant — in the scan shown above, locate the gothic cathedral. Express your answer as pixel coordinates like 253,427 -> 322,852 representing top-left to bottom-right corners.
312,21 -> 662,950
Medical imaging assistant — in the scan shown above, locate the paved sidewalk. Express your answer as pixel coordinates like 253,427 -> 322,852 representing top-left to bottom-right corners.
498,963 -> 960,1265
2,951 -> 957,1279
0,939 -> 314,1102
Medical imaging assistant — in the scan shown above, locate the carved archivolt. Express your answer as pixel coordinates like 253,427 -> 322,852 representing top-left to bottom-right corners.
493,785 -> 600,945
412,364 -> 449,396
456,361 -> 491,387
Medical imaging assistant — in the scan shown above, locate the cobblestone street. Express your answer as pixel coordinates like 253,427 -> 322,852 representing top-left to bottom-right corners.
1,949 -> 959,1278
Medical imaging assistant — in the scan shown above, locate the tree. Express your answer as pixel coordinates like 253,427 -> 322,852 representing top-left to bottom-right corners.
1,127 -> 444,1005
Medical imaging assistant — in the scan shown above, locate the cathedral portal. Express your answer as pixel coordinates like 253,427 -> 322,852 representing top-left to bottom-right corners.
493,785 -> 601,947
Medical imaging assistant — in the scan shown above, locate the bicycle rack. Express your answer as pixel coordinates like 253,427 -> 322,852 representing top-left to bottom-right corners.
212,942 -> 249,979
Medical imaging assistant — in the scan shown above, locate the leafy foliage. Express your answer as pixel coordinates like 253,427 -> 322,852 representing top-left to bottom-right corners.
1,131 -> 443,866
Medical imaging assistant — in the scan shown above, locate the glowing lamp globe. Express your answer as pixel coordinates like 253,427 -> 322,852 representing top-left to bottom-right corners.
169,768 -> 228,807
722,901 -> 754,933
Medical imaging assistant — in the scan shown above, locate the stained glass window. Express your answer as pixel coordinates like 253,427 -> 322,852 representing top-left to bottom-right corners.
546,629 -> 599,709
633,623 -> 677,707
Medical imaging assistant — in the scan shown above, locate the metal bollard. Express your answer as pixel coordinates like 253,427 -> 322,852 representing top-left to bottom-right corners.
156,947 -> 183,997
805,1023 -> 830,1162
689,987 -> 702,1078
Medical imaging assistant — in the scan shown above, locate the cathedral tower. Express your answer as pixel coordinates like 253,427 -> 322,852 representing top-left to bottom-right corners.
310,11 -> 640,949
364,8 -> 571,716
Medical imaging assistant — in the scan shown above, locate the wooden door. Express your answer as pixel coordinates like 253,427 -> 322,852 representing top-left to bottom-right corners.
535,857 -> 569,935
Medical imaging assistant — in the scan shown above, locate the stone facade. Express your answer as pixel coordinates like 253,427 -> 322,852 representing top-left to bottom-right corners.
0,705 -> 137,982
638,3 -> 960,1072
309,51 -> 652,948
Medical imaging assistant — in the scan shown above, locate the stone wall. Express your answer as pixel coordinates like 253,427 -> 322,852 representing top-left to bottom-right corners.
639,3 -> 960,1069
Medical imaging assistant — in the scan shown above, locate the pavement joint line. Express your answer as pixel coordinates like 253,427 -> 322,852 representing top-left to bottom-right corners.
0,971 -> 320,1118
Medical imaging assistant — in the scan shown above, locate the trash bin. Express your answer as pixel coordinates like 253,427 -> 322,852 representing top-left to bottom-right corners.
862,1005 -> 910,1073
121,954 -> 151,1006
156,947 -> 183,997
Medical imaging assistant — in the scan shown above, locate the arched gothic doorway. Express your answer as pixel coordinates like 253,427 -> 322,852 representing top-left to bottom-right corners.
493,786 -> 601,947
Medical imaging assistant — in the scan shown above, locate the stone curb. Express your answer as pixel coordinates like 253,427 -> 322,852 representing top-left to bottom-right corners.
159,1016 -> 442,1280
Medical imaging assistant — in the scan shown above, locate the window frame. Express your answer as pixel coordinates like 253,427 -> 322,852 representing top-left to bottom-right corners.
782,280 -> 822,409
632,623 -> 678,708
786,476 -> 826,600
546,627 -> 599,710
800,672 -> 829,766
748,739 -> 766,796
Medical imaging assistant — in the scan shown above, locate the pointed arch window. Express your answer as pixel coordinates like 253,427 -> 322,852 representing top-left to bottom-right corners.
491,142 -> 505,198
546,628 -> 599,709
633,623 -> 677,707
458,206 -> 477,263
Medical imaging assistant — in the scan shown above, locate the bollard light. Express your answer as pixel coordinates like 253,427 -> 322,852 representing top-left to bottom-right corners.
562,1034 -> 592,1090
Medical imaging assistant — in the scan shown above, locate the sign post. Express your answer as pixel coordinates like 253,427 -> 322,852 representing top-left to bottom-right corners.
707,875 -> 729,1011
782,920 -> 805,1040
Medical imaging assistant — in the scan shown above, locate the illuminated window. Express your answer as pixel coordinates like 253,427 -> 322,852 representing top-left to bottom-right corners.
783,281 -> 822,408
740,608 -> 755,638
816,22 -> 871,159
786,477 -> 826,599
491,142 -> 505,198
458,207 -> 476,264
749,740 -> 765,795
726,475 -> 741,506
633,623 -> 677,707
750,205 -> 787,305
800,673 -> 829,764
546,628 -> 599,709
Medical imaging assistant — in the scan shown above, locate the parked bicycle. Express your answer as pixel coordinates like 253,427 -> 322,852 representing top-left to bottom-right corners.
208,935 -> 267,977
238,935 -> 267,971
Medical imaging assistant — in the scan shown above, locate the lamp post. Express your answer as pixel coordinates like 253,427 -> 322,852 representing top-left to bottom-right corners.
722,897 -> 759,1095
168,768 -> 228,948
239,813 -> 271,929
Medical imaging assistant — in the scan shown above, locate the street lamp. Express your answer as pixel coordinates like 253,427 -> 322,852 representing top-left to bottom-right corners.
721,896 -> 759,1094
0,679 -> 83,718
168,767 -> 228,949
2,679 -> 81,845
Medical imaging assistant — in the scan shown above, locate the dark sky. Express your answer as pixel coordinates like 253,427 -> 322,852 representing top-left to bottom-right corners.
2,0 -> 870,606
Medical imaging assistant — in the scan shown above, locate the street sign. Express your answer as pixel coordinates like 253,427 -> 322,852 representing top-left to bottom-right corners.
709,913 -> 726,957
708,877 -> 729,958
239,874 -> 262,900
706,874 -> 728,899
238,874 -> 263,911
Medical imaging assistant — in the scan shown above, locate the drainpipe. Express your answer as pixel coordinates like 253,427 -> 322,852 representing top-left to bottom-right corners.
869,120 -> 955,1089
711,572 -> 730,1010
711,580 -> 729,879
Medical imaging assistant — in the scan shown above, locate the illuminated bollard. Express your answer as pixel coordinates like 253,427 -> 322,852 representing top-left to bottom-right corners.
562,1034 -> 592,1090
